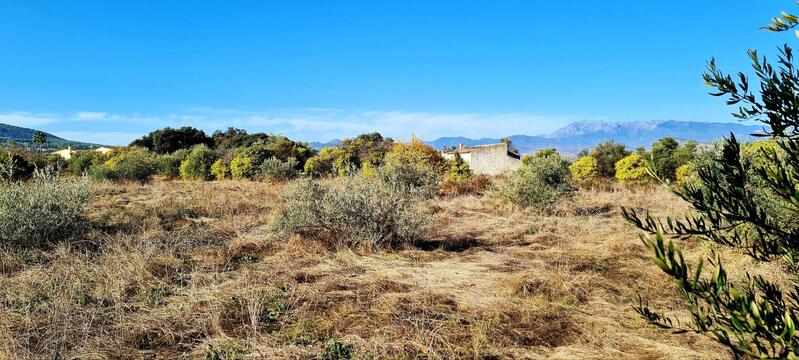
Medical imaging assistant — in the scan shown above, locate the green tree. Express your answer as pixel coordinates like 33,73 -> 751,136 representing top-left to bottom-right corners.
130,126 -> 212,154
211,127 -> 270,150
302,133 -> 393,177
31,131 -> 46,152
650,137 -> 680,180
623,7 -> 799,358
590,140 -> 630,178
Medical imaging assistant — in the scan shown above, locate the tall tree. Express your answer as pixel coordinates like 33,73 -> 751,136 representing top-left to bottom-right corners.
623,6 -> 799,358
590,140 -> 630,178
130,127 -> 212,154
31,131 -> 46,152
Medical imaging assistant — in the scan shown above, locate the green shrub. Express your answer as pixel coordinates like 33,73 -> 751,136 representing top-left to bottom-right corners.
273,175 -> 433,249
0,148 -> 34,181
304,148 -> 337,178
491,153 -> 574,209
259,157 -> 298,181
179,144 -> 216,181
384,137 -> 447,174
614,153 -> 650,184
230,154 -> 256,180
0,168 -> 89,247
156,154 -> 182,179
378,158 -> 440,200
90,147 -> 159,182
590,140 -> 630,178
673,163 -> 696,189
322,339 -> 353,360
210,159 -> 230,180
569,155 -> 599,185
303,133 -> 393,177
446,153 -> 471,180
67,151 -> 107,175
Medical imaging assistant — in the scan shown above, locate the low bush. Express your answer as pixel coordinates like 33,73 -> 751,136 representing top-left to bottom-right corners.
210,159 -> 230,180
230,154 -> 256,180
674,163 -> 697,189
67,151 -> 107,175
446,153 -> 471,180
260,157 -> 299,181
89,147 -> 159,182
491,153 -> 574,209
156,153 -> 182,179
384,137 -> 447,173
179,144 -> 216,181
273,175 -> 433,249
377,159 -> 440,199
0,168 -> 89,247
569,155 -> 599,186
614,153 -> 650,184
0,148 -> 34,181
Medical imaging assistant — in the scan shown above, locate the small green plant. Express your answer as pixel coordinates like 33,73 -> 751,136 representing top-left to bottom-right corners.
203,344 -> 248,360
322,339 -> 353,360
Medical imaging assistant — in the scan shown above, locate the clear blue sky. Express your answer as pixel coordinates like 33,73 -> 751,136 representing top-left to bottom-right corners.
0,1 -> 795,145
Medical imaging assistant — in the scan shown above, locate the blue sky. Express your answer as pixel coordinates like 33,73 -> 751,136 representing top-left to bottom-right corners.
0,1 -> 795,145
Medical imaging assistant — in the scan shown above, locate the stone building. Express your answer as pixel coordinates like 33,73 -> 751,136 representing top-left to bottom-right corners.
442,142 -> 521,175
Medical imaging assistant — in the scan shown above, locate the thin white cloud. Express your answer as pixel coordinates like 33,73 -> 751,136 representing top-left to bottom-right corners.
51,131 -> 141,146
75,111 -> 108,120
2,108 -> 594,145
0,112 -> 57,127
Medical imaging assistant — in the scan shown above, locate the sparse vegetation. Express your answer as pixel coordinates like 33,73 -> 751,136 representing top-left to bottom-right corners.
0,168 -> 89,247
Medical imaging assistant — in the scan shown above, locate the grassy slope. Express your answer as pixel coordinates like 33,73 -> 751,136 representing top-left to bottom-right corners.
2,179 -> 779,359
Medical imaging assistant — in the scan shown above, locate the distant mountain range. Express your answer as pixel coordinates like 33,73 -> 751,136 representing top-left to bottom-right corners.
0,123 -> 101,149
311,120 -> 764,155
3,120 -> 764,154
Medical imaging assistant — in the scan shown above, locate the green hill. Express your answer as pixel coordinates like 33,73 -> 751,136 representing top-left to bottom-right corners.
0,123 -> 101,149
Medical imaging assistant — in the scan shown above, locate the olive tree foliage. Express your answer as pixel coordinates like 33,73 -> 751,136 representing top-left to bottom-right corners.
622,9 -> 799,358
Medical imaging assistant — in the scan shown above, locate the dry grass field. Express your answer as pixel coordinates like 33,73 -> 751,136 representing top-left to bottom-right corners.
1,178 -> 777,359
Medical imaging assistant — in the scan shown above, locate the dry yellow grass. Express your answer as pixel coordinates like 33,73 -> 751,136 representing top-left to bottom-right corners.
0,179 -> 770,359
